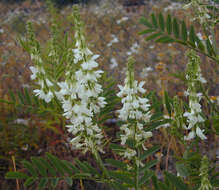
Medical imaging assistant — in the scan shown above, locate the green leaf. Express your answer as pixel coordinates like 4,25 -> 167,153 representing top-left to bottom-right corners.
150,112 -> 163,121
206,38 -> 216,56
155,36 -> 174,43
9,90 -> 16,103
158,13 -> 165,31
195,36 -> 205,51
5,171 -> 29,179
46,153 -> 65,176
166,14 -> 172,34
189,25 -> 196,46
82,162 -> 99,176
140,145 -> 160,160
211,178 -> 219,187
39,158 -> 56,177
24,177 -> 36,187
22,160 -> 38,177
31,157 -> 47,177
147,119 -> 172,131
38,178 -> 48,190
138,29 -> 155,35
164,91 -> 172,116
33,96 -> 39,107
51,178 -> 59,188
152,175 -> 160,190
139,172 -> 153,186
105,159 -> 127,170
173,18 -> 179,38
18,91 -> 25,104
62,160 -> 80,174
176,40 -> 187,45
108,171 -> 134,186
75,159 -> 90,173
140,160 -> 158,174
181,21 -> 187,41
0,99 -> 13,104
176,163 -> 190,178
164,171 -> 188,190
110,143 -> 126,153
139,17 -> 153,28
24,88 -> 31,104
73,173 -> 91,178
60,160 -> 77,175
151,13 -> 158,28
145,32 -> 162,41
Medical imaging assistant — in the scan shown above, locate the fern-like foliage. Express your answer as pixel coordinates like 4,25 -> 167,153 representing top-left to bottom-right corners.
139,13 -> 219,63
5,153 -> 104,189
151,172 -> 190,190
0,88 -> 62,117
108,143 -> 160,190
5,144 -> 160,190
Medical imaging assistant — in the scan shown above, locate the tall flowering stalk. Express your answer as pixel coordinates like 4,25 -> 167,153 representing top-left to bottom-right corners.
27,22 -> 54,103
183,50 -> 207,141
184,0 -> 212,29
184,0 -> 218,55
55,7 -> 106,154
117,57 -> 152,161
117,57 -> 152,189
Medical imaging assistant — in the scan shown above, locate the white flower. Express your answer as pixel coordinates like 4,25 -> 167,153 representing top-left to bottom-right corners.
73,48 -> 83,63
123,148 -> 136,159
29,66 -> 39,80
30,53 -> 43,63
81,56 -> 99,70
33,89 -> 53,103
198,75 -> 207,83
184,131 -> 196,141
142,131 -> 152,139
117,57 -> 152,159
55,12 -> 107,153
183,50 -> 207,141
110,58 -> 118,69
46,79 -> 53,87
196,127 -> 207,140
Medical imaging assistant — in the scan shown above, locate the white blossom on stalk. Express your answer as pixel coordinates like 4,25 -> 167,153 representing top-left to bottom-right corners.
117,57 -> 152,160
183,50 -> 207,141
27,22 -> 54,103
55,7 -> 106,154
184,0 -> 211,26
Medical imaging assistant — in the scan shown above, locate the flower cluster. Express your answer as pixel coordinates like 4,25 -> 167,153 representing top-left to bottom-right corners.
184,0 -> 215,30
117,57 -> 152,159
55,7 -> 106,153
27,22 -> 54,103
183,50 -> 207,141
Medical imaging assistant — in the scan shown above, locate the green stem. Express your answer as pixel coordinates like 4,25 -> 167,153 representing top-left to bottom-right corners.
135,148 -> 140,190
210,28 -> 219,58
